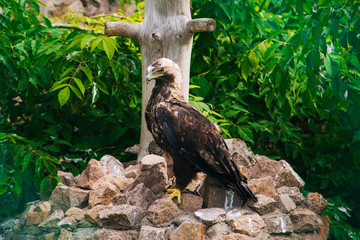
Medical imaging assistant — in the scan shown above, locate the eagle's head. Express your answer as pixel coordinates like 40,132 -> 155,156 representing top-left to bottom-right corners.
146,58 -> 182,85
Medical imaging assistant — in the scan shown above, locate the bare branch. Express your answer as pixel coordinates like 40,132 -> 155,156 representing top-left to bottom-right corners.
186,18 -> 216,33
104,22 -> 142,42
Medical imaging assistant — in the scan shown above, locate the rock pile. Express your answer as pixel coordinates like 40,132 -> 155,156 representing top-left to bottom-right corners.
0,139 -> 329,240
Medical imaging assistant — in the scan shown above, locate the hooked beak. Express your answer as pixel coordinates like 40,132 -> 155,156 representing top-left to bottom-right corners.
145,74 -> 153,84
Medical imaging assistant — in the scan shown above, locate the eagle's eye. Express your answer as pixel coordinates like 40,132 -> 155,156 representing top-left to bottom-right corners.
158,68 -> 164,73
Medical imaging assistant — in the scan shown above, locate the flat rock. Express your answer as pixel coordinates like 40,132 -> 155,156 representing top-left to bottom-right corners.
38,209 -> 64,229
275,160 -> 305,190
224,138 -> 256,168
194,208 -> 227,226
262,212 -> 293,234
58,228 -> 73,240
248,155 -> 282,180
26,201 -> 51,225
133,154 -> 168,194
290,208 -> 319,233
124,164 -> 140,178
203,222 -> 231,240
247,194 -> 276,215
146,198 -> 181,225
177,193 -> 203,213
169,221 -> 206,240
50,183 -> 89,212
276,186 -> 305,205
85,204 -> 111,226
58,171 -> 75,187
94,229 -> 137,240
100,155 -> 125,177
229,212 -> 266,237
88,174 -> 127,208
99,204 -> 144,228
126,183 -> 155,210
57,216 -> 77,229
305,192 -> 328,215
72,228 -> 99,240
216,233 -> 253,240
226,207 -> 254,220
65,207 -> 85,221
275,194 -> 296,214
76,159 -> 107,189
248,176 -> 276,198
138,225 -> 167,240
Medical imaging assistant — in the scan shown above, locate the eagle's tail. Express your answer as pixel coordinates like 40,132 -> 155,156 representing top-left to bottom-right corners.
231,180 -> 258,204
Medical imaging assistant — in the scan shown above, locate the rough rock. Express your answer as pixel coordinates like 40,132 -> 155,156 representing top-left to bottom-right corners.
225,138 -> 256,168
100,155 -> 125,177
229,212 -> 266,237
247,176 -> 276,198
76,159 -> 107,189
146,198 -> 181,225
133,154 -> 168,194
194,208 -> 227,226
99,204 -> 144,228
216,233 -> 253,240
262,212 -> 293,234
138,225 -> 167,240
177,193 -> 203,213
84,204 -> 111,226
49,183 -> 89,212
26,201 -> 51,225
72,228 -> 99,239
276,186 -> 305,205
40,232 -> 57,240
203,222 -> 231,240
305,192 -> 328,215
275,160 -> 305,190
113,175 -> 135,191
38,210 -> 64,229
65,207 -> 85,221
226,207 -> 254,220
88,174 -> 127,208
290,208 -> 319,233
302,233 -> 321,240
58,171 -> 75,187
169,221 -> 206,240
275,194 -> 296,214
124,164 -> 140,178
186,172 -> 206,192
94,228 -> 137,240
57,228 -> 73,240
57,216 -> 77,229
126,183 -> 155,210
201,177 -> 243,209
248,155 -> 283,180
247,194 -> 276,215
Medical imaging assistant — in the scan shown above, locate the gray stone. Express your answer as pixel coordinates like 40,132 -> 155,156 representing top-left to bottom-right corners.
58,171 -> 75,187
229,212 -> 266,237
100,155 -> 125,177
58,216 -> 77,229
126,183 -> 155,210
194,208 -> 227,226
138,225 -> 167,240
248,176 -> 276,198
146,198 -> 181,225
203,222 -> 231,240
73,228 -> 99,240
275,160 -> 305,190
99,204 -> 144,228
275,194 -> 296,213
39,209 -> 64,229
262,212 -> 293,234
224,138 -> 255,168
276,186 -> 305,205
50,183 -> 89,211
290,208 -> 319,233
169,220 -> 206,240
94,228 -> 137,240
226,207 -> 254,220
248,194 -> 276,215
76,159 -> 107,189
305,192 -> 328,215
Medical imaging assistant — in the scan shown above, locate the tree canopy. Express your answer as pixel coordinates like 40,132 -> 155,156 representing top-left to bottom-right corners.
0,0 -> 359,238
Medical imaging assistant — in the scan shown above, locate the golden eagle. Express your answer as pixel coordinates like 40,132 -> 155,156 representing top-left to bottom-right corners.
145,58 -> 257,204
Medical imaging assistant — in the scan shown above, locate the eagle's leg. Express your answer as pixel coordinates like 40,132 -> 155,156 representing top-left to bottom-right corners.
168,154 -> 198,204
166,185 -> 188,203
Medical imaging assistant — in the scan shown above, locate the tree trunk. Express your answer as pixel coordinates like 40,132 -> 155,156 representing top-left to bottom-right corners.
105,0 -> 215,161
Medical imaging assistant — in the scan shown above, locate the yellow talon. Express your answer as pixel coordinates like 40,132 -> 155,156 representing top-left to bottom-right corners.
165,185 -> 187,204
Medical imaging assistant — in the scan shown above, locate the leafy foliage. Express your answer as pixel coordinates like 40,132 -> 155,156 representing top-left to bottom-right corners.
190,0 -> 360,238
0,0 -> 142,219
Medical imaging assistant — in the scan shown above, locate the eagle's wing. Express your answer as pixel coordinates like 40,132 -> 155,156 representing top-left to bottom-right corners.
155,99 -> 241,184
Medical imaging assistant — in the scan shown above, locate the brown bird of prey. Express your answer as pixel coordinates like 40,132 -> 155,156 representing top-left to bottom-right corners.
145,58 -> 257,204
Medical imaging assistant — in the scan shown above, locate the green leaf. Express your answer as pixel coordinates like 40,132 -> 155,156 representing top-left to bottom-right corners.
22,152 -> 32,173
41,15 -> 52,28
241,58 -> 251,81
91,37 -> 103,52
248,51 -> 259,68
69,84 -> 82,99
102,37 -> 117,60
40,176 -> 49,194
50,83 -> 67,92
44,160 -> 57,176
58,87 -> 70,107
81,67 -> 93,83
74,78 -> 85,95
81,34 -> 96,49
96,80 -> 109,94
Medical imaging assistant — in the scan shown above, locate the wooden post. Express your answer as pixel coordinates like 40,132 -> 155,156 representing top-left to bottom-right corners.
105,0 -> 216,161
